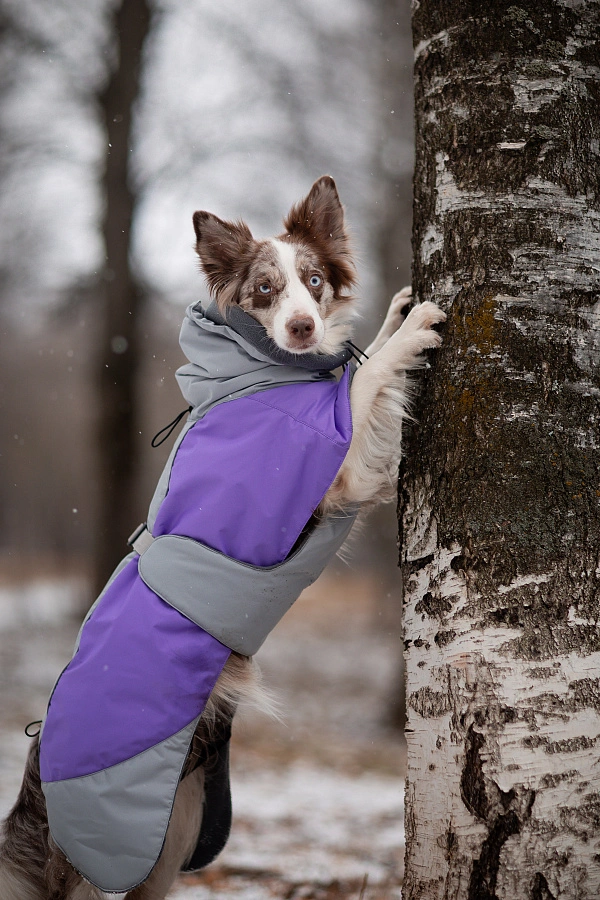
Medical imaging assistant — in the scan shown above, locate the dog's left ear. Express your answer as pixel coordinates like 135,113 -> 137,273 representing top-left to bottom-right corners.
283,176 -> 356,295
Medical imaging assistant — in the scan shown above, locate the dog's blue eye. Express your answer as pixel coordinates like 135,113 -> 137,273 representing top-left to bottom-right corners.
258,283 -> 271,294
309,275 -> 322,288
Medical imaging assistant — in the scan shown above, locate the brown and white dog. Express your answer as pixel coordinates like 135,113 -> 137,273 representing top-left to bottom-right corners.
0,176 -> 445,900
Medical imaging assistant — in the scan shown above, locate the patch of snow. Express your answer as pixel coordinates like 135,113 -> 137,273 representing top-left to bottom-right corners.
0,577 -> 84,631
172,763 -> 402,898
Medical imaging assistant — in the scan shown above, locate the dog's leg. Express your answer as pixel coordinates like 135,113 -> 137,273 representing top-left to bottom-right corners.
126,654 -> 267,900
363,286 -> 412,358
125,654 -> 264,900
125,768 -> 204,900
0,862 -> 46,900
0,658 -> 259,900
0,740 -> 202,900
322,300 -> 446,512
0,738 -> 51,900
0,735 -> 101,900
66,882 -> 114,900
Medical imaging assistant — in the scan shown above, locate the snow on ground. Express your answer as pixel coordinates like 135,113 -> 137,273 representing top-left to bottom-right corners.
173,762 -> 403,900
0,567 -> 405,899
0,575 -> 86,631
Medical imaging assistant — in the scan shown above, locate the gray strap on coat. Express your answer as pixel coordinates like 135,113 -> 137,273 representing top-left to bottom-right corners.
128,522 -> 155,555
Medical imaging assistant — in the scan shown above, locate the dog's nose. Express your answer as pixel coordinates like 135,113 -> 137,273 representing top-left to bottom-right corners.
287,317 -> 315,340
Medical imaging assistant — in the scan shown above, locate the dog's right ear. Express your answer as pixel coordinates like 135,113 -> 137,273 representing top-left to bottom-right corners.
193,211 -> 256,307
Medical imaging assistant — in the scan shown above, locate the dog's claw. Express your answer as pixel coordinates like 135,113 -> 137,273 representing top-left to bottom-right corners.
405,300 -> 446,328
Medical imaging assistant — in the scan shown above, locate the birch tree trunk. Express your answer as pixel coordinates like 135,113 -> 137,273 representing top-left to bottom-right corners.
401,2 -> 600,898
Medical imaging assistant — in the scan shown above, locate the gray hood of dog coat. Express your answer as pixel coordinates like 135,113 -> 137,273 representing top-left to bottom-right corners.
175,300 -> 352,419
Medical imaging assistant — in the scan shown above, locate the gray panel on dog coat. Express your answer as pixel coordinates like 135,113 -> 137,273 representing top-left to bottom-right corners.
138,512 -> 356,657
43,719 -> 199,893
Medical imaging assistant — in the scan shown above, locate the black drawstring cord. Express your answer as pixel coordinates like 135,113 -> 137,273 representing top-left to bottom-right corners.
346,341 -> 369,366
151,406 -> 193,448
25,720 -> 42,737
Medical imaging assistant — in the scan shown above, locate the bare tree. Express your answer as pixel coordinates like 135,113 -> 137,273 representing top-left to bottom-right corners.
401,1 -> 600,897
370,0 -> 415,730
375,0 -> 414,301
94,0 -> 151,593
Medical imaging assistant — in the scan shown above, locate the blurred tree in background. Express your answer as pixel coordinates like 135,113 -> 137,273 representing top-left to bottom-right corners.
95,0 -> 151,594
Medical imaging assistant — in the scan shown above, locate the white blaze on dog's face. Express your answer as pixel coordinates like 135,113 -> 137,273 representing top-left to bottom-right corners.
259,239 -> 324,353
192,176 -> 357,355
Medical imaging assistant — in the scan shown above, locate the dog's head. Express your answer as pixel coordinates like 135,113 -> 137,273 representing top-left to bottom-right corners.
192,176 -> 357,355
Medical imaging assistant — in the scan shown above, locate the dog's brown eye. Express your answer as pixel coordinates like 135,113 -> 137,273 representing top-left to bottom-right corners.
258,283 -> 271,294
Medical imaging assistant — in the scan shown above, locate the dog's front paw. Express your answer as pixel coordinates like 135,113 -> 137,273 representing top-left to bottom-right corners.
385,287 -> 412,331
405,300 -> 446,329
392,286 -> 412,303
397,301 -> 446,352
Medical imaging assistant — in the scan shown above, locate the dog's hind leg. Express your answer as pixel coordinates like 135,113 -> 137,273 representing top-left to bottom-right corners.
66,882 -> 115,900
0,862 -> 47,900
0,738 -> 50,900
0,737 -> 113,900
125,767 -> 205,900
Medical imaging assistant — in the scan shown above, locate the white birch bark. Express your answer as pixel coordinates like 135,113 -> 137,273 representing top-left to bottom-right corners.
402,2 -> 600,898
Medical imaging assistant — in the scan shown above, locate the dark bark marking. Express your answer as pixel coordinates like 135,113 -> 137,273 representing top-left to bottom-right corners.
461,726 -> 488,821
522,733 -> 597,754
525,666 -> 558,679
499,706 -> 518,725
526,678 -> 600,720
409,686 -> 454,718
434,629 -> 457,647
530,872 -> 557,900
461,726 -> 536,899
450,553 -> 469,574
486,605 -> 524,629
567,677 -> 600,712
506,623 -> 600,663
539,770 -> 578,789
445,826 -> 458,861
416,591 -> 453,618
467,810 -> 520,900
403,553 -> 435,576
563,792 -> 600,833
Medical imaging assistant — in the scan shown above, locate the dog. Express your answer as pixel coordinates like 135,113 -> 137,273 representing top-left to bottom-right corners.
0,175 -> 445,900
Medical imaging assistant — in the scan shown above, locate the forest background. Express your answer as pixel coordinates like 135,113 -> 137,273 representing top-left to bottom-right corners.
0,3 -> 413,898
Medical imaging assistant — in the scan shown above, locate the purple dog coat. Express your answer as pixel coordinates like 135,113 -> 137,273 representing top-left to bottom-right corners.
39,301 -> 356,893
